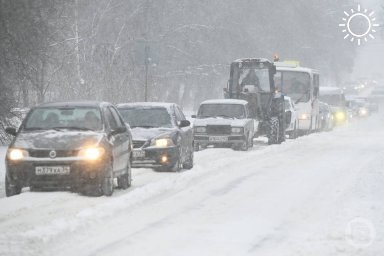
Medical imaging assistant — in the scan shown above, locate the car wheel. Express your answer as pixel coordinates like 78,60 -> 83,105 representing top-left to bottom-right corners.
291,123 -> 298,139
267,117 -> 279,145
183,146 -> 194,170
101,163 -> 114,196
277,118 -> 285,144
248,132 -> 254,149
117,161 -> 131,189
170,156 -> 181,172
171,145 -> 183,172
239,136 -> 249,151
5,176 -> 22,197
193,142 -> 200,152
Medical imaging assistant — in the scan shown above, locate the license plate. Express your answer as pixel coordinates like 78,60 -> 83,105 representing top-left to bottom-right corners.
35,166 -> 70,175
133,150 -> 145,158
209,136 -> 228,142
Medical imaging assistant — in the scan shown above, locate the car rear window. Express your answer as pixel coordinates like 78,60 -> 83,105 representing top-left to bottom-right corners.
119,107 -> 173,128
24,107 -> 102,131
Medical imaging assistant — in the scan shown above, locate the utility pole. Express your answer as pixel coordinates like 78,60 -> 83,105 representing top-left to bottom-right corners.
144,45 -> 149,102
74,0 -> 82,89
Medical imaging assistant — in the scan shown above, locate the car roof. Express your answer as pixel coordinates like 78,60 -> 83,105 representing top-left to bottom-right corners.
35,101 -> 110,108
232,58 -> 272,64
200,99 -> 248,105
117,102 -> 177,109
276,66 -> 319,74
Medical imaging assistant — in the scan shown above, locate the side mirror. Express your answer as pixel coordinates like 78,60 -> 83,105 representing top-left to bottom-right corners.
191,115 -> 197,118
111,127 -> 126,135
179,120 -> 190,128
5,127 -> 17,136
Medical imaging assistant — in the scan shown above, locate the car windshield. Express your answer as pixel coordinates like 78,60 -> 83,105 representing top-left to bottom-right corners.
320,94 -> 344,106
24,107 -> 102,131
239,68 -> 271,92
119,107 -> 173,128
198,104 -> 245,119
275,71 -> 311,102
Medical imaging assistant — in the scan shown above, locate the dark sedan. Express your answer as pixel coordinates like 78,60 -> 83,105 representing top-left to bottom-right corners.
5,101 -> 132,197
117,102 -> 193,172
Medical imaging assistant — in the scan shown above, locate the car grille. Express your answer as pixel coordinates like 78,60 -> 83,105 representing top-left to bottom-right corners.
132,140 -> 146,148
206,125 -> 231,135
29,149 -> 78,158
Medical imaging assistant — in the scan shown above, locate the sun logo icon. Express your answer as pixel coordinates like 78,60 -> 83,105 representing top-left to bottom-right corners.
339,4 -> 380,46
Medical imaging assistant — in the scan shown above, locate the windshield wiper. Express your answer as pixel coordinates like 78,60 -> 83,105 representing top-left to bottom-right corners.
52,126 -> 93,131
216,115 -> 234,119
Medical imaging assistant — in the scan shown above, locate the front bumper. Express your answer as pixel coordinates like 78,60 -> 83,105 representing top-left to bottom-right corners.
194,134 -> 246,147
297,119 -> 311,130
131,146 -> 179,168
6,158 -> 109,189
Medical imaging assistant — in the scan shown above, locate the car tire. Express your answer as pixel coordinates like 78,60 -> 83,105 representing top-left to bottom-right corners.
102,164 -> 114,196
170,158 -> 181,172
291,123 -> 298,139
5,176 -> 22,197
248,132 -> 254,149
193,142 -> 200,152
267,117 -> 279,145
183,147 -> 194,170
239,137 -> 249,151
277,118 -> 285,144
117,161 -> 131,189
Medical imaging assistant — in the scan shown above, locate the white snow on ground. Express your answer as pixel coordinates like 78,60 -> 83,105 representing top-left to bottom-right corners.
0,115 -> 384,256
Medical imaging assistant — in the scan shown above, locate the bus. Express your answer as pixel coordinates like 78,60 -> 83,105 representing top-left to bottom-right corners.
274,61 -> 320,134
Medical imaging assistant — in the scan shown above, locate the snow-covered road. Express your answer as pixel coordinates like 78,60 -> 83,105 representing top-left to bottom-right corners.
0,115 -> 383,256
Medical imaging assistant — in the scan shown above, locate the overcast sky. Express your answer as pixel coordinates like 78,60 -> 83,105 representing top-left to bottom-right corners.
352,0 -> 384,80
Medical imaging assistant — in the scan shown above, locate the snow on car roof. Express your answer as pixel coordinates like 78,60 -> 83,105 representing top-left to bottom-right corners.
36,101 -> 109,108
200,99 -> 248,105
117,102 -> 176,110
276,66 -> 319,74
320,86 -> 344,95
233,58 -> 271,63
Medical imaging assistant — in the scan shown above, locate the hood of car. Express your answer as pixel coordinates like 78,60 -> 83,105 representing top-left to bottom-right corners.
193,117 -> 248,127
131,127 -> 176,142
12,130 -> 104,150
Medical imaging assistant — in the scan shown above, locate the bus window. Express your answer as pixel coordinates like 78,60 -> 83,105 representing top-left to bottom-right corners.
314,74 -> 320,97
279,71 -> 311,103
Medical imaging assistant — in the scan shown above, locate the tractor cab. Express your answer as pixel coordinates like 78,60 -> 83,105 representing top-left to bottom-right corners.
225,58 -> 278,120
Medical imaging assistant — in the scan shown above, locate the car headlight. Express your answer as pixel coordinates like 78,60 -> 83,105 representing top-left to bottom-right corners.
194,127 -> 206,133
299,113 -> 310,120
231,127 -> 243,134
151,138 -> 175,148
7,148 -> 28,161
78,147 -> 105,160
335,111 -> 346,121
359,108 -> 368,116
